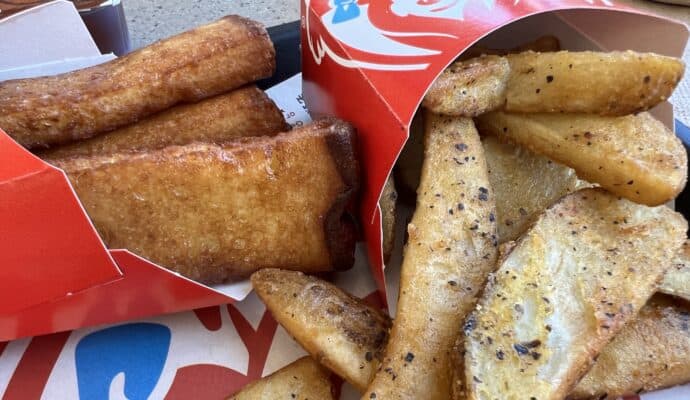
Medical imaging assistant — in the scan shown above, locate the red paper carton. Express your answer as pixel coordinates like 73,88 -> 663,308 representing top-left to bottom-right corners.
301,0 -> 689,303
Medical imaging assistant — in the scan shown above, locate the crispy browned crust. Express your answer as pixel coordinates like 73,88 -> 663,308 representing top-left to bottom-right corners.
251,269 -> 390,391
0,15 -> 275,149
40,86 -> 288,160
52,119 -> 358,283
228,357 -> 334,400
324,120 -> 360,271
570,295 -> 690,399
423,55 -> 510,116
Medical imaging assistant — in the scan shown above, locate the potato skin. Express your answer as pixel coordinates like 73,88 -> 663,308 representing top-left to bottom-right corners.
482,135 -> 586,243
504,50 -> 684,116
660,240 -> 690,302
476,111 -> 687,206
464,188 -> 687,400
423,55 -> 510,116
0,15 -> 275,149
228,357 -> 334,400
570,295 -> 690,400
41,86 -> 288,160
363,114 -> 497,400
52,119 -> 358,284
251,269 -> 390,392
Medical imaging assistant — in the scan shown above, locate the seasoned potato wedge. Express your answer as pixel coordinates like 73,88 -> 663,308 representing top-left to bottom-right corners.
504,50 -> 684,115
251,269 -> 390,392
476,111 -> 687,206
482,135 -> 587,243
464,188 -> 687,400
423,55 -> 510,116
571,295 -> 690,399
660,240 -> 690,302
364,114 -> 498,400
228,357 -> 334,400
380,176 -> 398,262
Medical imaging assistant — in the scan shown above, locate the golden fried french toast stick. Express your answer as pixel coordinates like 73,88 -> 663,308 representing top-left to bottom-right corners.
0,15 -> 275,149
363,113 -> 498,400
40,86 -> 288,160
571,295 -> 690,399
51,118 -> 358,284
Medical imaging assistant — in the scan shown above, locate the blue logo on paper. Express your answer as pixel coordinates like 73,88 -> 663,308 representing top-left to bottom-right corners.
332,0 -> 360,23
75,323 -> 171,399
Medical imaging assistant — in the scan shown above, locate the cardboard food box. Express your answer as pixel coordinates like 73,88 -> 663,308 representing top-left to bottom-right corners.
302,0 -> 689,303
1,0 -> 690,399
0,0 -> 281,342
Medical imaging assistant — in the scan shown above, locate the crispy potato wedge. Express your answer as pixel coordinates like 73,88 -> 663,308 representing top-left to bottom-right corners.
251,269 -> 390,392
228,357 -> 334,400
461,35 -> 561,60
364,114 -> 498,400
464,188 -> 687,400
476,111 -> 687,206
51,118 -> 358,283
570,295 -> 690,399
380,176 -> 398,262
504,50 -> 684,115
423,55 -> 510,116
482,135 -> 587,243
660,240 -> 690,302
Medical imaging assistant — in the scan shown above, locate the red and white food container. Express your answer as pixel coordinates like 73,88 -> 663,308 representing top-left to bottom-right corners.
0,0 -> 261,342
301,0 -> 689,304
0,1 -> 689,399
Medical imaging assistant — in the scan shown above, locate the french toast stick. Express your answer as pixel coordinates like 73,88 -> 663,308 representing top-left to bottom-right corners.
41,86 -> 288,159
0,15 -> 275,149
51,119 -> 358,283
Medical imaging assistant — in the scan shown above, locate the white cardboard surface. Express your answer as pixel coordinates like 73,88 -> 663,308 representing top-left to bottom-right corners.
0,54 -> 116,81
0,1 -> 101,70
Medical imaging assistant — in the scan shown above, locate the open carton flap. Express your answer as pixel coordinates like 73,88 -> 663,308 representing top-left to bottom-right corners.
303,0 -> 690,308
0,251 -> 240,342
0,132 -> 123,315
